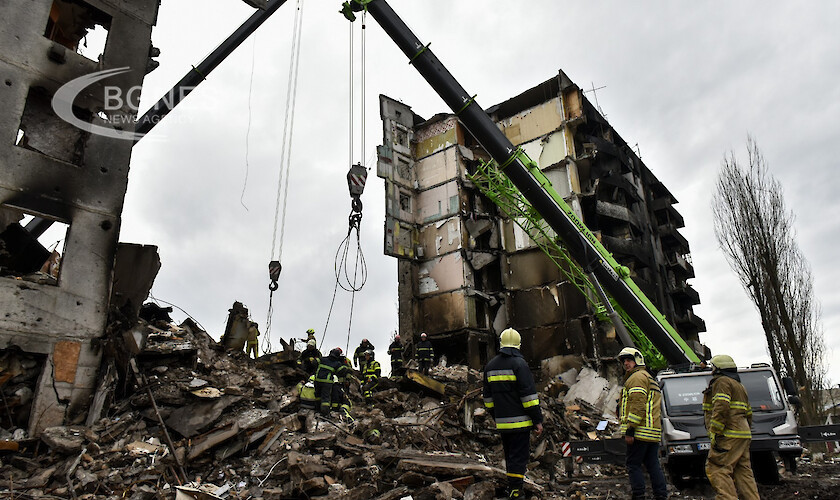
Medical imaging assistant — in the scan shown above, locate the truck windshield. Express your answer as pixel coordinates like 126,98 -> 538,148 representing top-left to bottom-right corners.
740,370 -> 784,411
661,374 -> 711,416
661,370 -> 785,415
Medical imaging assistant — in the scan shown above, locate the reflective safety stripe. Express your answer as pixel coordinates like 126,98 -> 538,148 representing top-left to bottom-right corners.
635,426 -> 662,441
521,394 -> 539,408
488,374 -> 517,382
709,418 -> 725,432
627,412 -> 642,424
730,401 -> 750,410
723,429 -> 752,438
483,397 -> 495,408
702,403 -> 712,410
713,392 -> 731,403
496,415 -> 533,429
628,387 -> 648,395
506,472 -> 525,479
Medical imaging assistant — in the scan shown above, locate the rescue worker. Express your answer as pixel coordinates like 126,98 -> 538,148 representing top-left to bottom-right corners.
295,374 -> 319,410
314,347 -> 349,416
388,333 -> 404,377
416,332 -> 434,375
353,338 -> 375,371
305,328 -> 316,344
362,350 -> 381,403
703,354 -> 759,500
245,321 -> 260,359
298,339 -> 321,375
618,347 -> 668,500
482,328 -> 543,499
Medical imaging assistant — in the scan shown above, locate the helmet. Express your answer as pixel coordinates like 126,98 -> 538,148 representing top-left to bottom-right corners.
307,339 -> 317,348
618,347 -> 645,366
499,328 -> 521,349
330,347 -> 343,357
306,328 -> 315,335
420,332 -> 427,339
709,354 -> 736,370
365,350 -> 374,358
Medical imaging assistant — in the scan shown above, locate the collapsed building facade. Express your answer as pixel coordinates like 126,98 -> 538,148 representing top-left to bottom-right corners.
377,70 -> 707,370
0,0 -> 163,435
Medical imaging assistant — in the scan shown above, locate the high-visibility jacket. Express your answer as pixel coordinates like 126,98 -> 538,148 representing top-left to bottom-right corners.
296,376 -> 318,409
703,371 -> 753,440
619,366 -> 662,442
363,360 -> 381,383
416,340 -> 434,362
482,347 -> 543,433
315,354 -> 349,385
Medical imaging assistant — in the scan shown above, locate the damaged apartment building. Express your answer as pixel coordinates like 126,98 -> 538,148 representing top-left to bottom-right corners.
377,70 -> 707,370
0,0 -> 162,435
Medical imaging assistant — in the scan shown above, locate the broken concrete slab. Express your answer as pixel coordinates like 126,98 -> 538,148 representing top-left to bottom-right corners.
165,395 -> 240,437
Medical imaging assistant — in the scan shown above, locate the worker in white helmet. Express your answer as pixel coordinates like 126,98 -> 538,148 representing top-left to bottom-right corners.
618,346 -> 667,500
482,328 -> 543,499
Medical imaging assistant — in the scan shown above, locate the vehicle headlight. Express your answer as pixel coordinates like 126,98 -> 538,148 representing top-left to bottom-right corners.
668,445 -> 693,454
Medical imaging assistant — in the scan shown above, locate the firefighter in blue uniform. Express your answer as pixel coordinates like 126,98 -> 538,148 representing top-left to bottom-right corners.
482,328 -> 543,499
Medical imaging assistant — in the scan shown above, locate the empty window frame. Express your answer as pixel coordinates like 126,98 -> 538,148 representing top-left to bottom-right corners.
44,0 -> 111,62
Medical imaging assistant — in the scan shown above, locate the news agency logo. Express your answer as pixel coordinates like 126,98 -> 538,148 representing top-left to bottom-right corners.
52,67 -> 194,141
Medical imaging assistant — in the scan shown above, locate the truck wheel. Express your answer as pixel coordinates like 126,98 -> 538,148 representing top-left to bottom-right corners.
751,451 -> 780,484
666,461 -> 693,490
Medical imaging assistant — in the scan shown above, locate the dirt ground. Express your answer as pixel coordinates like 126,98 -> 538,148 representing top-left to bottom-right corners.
541,459 -> 840,499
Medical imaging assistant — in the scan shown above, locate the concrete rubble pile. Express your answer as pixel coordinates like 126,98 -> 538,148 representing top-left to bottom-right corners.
0,311 -> 624,500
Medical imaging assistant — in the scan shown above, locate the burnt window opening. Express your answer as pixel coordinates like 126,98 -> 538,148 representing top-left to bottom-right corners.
44,0 -> 111,62
0,208 -> 68,286
0,348 -> 46,432
396,156 -> 411,179
394,126 -> 408,148
17,86 -> 90,166
399,192 -> 411,212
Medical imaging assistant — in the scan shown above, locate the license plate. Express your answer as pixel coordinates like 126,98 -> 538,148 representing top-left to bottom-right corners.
697,443 -> 710,451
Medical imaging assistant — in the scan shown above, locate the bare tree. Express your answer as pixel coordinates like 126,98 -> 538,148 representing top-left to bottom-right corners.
712,137 -> 826,424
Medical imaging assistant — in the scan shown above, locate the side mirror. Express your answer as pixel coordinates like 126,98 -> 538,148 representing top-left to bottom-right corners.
782,376 -> 798,396
787,395 -> 802,408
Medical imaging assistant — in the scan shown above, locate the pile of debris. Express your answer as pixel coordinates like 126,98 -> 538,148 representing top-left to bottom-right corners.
0,311 -> 623,499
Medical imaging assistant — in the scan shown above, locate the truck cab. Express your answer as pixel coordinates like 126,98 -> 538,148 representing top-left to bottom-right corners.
658,364 -> 802,486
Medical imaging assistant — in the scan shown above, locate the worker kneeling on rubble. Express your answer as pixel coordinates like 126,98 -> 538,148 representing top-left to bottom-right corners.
315,347 -> 350,416
703,354 -> 759,500
618,347 -> 668,500
296,375 -> 319,410
482,328 -> 543,499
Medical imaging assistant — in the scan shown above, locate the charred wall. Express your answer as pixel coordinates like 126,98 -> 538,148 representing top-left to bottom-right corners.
0,0 -> 159,434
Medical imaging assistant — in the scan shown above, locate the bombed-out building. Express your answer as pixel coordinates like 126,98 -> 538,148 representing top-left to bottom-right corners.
0,0 -> 162,434
377,70 -> 706,370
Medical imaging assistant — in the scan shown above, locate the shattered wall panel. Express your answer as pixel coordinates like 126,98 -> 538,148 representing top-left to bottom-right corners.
501,250 -> 566,290
418,216 -> 463,257
498,98 -> 565,151
416,180 -> 461,224
414,144 -> 463,190
418,252 -> 468,295
384,216 -> 416,258
508,283 -> 587,330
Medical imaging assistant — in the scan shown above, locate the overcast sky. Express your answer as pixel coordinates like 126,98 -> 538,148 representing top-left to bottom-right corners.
122,1 -> 839,382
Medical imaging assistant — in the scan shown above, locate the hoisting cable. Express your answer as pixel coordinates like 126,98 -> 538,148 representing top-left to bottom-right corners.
321,11 -> 368,353
265,0 -> 306,354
